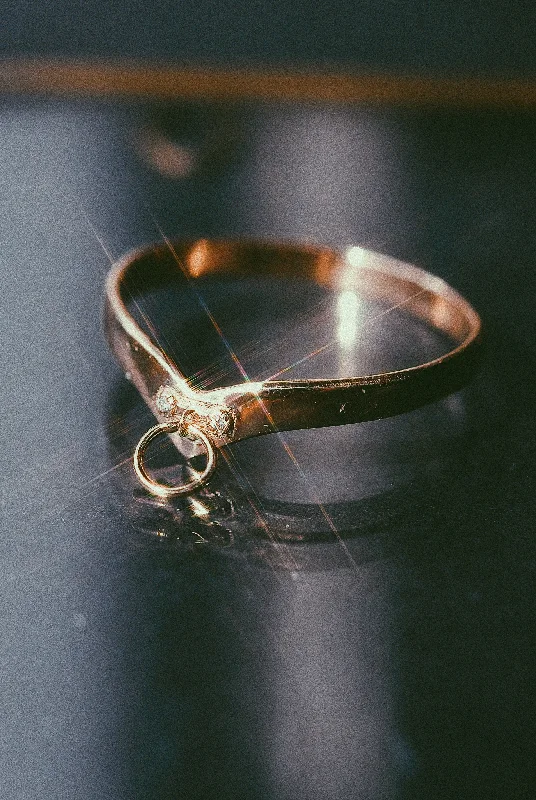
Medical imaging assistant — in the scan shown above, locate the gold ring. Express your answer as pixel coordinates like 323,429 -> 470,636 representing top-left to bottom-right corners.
133,422 -> 217,499
105,239 -> 483,497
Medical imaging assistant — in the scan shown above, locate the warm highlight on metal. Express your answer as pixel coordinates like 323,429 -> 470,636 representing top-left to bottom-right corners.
105,240 -> 482,497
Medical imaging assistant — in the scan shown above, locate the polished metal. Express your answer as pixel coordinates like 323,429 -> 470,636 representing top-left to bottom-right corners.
105,239 -> 482,496
133,422 -> 217,498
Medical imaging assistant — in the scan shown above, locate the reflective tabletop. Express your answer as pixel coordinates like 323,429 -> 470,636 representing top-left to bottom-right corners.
1,98 -> 535,799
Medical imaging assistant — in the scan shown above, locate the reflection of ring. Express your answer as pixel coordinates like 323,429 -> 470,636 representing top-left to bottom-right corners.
133,422 -> 217,498
105,240 -> 482,497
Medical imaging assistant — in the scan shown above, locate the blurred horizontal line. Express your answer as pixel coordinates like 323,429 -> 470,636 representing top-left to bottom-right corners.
2,58 -> 536,107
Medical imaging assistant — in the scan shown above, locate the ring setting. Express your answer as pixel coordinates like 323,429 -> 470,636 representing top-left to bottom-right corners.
105,239 -> 483,499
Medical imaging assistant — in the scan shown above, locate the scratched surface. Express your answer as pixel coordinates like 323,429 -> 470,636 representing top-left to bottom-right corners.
1,98 -> 535,799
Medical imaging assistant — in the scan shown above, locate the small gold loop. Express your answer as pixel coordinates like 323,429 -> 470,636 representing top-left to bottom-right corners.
133,422 -> 217,498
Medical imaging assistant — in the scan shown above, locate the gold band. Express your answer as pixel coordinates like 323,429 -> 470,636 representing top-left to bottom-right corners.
133,422 -> 217,498
105,239 -> 482,496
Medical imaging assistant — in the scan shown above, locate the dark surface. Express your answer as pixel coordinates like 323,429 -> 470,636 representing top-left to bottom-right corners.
2,1 -> 536,78
1,97 -> 536,799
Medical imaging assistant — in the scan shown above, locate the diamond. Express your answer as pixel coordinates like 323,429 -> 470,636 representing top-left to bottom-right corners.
155,387 -> 178,415
209,409 -> 233,437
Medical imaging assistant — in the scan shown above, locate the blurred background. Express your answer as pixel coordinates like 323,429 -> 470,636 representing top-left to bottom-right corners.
1,4 -> 535,800
1,0 -> 536,76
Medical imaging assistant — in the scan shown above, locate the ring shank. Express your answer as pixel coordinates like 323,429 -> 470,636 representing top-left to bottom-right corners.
105,240 -> 482,444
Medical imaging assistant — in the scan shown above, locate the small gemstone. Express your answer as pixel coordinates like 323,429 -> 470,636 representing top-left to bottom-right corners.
156,388 -> 178,414
209,410 -> 232,436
